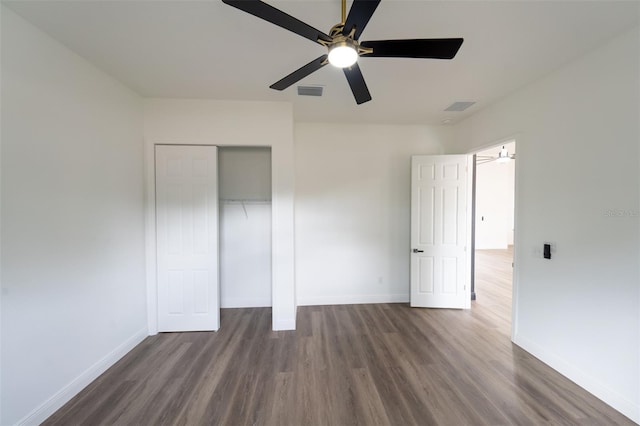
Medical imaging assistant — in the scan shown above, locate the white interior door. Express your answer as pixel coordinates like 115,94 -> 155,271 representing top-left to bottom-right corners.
411,155 -> 469,308
156,145 -> 219,331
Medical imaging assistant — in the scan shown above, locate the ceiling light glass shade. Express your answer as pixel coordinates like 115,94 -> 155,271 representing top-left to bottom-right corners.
496,146 -> 510,163
328,43 -> 358,68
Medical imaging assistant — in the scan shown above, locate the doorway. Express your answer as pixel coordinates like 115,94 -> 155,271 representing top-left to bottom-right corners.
471,142 -> 516,331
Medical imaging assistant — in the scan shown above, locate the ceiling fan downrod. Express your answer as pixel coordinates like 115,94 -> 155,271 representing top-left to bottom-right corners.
320,0 -> 373,68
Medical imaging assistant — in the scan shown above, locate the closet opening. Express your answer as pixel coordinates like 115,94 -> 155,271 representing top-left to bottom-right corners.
218,147 -> 273,320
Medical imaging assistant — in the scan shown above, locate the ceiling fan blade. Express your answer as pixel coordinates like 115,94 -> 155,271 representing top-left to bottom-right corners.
222,0 -> 332,45
270,55 -> 328,91
343,0 -> 381,40
343,63 -> 372,105
361,38 -> 464,59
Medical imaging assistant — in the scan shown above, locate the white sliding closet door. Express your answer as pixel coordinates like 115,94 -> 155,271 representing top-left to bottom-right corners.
155,145 -> 219,331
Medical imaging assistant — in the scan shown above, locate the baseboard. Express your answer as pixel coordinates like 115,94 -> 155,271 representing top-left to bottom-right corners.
512,333 -> 639,424
17,327 -> 148,426
297,293 -> 409,307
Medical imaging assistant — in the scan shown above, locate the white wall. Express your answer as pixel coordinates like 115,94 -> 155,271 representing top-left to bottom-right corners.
475,156 -> 515,249
294,123 -> 450,305
143,99 -> 295,330
220,203 -> 271,307
451,27 -> 640,422
1,7 -> 147,425
219,147 -> 272,308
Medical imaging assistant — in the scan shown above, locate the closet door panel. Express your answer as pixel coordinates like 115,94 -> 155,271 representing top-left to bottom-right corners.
156,145 -> 219,331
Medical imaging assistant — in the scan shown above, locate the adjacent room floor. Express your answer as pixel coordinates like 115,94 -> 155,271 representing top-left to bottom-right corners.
473,247 -> 514,336
44,248 -> 633,425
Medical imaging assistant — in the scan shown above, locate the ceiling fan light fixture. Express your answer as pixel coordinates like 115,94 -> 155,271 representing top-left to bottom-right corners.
496,146 -> 511,163
328,42 -> 358,68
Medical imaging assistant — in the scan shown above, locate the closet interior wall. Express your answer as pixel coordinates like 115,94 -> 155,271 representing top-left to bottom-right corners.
218,147 -> 273,308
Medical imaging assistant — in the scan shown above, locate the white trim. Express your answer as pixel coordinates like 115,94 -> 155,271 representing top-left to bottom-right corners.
297,294 -> 409,306
464,154 -> 474,309
513,334 -> 639,424
0,5 -> 4,419
510,136 -> 521,341
0,4 -> 4,415
145,140 -> 158,335
17,328 -> 148,426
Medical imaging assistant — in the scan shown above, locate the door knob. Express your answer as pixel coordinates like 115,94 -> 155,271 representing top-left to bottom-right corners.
412,248 -> 424,253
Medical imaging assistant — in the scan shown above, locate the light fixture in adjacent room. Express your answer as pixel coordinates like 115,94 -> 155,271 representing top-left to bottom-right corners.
328,41 -> 358,68
496,146 -> 511,163
476,145 -> 516,165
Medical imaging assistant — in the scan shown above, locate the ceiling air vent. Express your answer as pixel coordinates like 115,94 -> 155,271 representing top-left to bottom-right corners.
444,101 -> 476,112
297,85 -> 323,97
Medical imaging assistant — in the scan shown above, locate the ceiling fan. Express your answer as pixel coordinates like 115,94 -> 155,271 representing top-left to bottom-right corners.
221,0 -> 464,105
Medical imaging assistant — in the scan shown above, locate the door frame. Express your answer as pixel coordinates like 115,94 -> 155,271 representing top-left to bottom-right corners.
144,141 -> 293,334
467,135 -> 520,341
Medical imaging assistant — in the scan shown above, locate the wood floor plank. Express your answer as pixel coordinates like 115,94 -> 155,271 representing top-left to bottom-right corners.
350,367 -> 392,426
110,342 -> 192,425
265,372 -> 296,426
43,248 -> 636,426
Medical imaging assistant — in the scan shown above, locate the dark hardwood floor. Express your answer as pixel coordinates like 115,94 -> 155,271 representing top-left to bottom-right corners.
45,249 -> 634,425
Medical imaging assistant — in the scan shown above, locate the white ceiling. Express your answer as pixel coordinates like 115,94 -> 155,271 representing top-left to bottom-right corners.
4,0 -> 639,125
